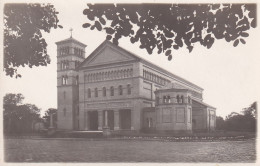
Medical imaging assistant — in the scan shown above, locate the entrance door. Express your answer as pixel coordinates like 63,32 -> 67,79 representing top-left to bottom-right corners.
88,111 -> 98,130
108,110 -> 114,130
103,110 -> 114,130
120,109 -> 131,129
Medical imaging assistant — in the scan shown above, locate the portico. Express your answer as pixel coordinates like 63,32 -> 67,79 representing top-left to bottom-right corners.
85,108 -> 133,131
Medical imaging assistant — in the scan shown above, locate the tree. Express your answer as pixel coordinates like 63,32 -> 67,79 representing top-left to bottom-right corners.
3,93 -> 24,105
4,3 -> 62,78
242,101 -> 257,118
216,116 -> 225,130
82,4 -> 256,60
3,93 -> 42,134
224,105 -> 256,132
43,108 -> 57,128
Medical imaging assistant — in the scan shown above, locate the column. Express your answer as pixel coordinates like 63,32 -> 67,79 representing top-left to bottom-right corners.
214,110 -> 216,130
104,110 -> 108,127
84,111 -> 89,130
114,109 -> 120,130
131,109 -> 134,130
98,110 -> 103,130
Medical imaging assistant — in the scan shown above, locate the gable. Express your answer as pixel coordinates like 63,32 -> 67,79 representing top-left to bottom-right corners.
80,41 -> 138,68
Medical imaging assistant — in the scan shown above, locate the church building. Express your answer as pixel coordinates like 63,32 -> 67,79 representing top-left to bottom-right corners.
56,36 -> 216,133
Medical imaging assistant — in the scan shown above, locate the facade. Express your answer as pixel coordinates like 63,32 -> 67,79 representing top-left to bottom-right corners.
56,36 -> 216,133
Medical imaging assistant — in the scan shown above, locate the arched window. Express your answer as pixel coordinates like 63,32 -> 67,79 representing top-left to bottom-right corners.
130,69 -> 133,77
91,74 -> 93,82
119,85 -> 123,95
88,88 -> 91,98
167,96 -> 171,103
105,72 -> 108,80
99,72 -> 101,80
115,70 -> 118,78
103,87 -> 106,97
123,70 -> 126,78
93,73 -> 95,81
119,70 -> 122,78
95,88 -> 98,97
163,96 -> 167,103
101,72 -> 104,80
61,61 -> 63,70
63,61 -> 68,69
127,84 -> 131,95
115,71 -> 118,78
65,76 -> 68,85
74,48 -> 76,54
110,86 -> 114,96
177,95 -> 180,103
181,95 -> 184,103
111,71 -> 114,79
96,73 -> 99,81
62,75 -> 68,85
80,49 -> 83,56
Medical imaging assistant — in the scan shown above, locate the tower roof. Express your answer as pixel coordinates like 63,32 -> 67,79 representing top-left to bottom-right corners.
55,37 -> 87,47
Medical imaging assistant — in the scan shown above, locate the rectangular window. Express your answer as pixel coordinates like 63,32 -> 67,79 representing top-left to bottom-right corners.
162,108 -> 171,123
176,108 -> 185,123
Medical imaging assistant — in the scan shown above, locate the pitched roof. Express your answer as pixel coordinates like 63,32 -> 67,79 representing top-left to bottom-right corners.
192,99 -> 216,109
155,82 -> 190,92
55,37 -> 87,47
78,40 -> 203,91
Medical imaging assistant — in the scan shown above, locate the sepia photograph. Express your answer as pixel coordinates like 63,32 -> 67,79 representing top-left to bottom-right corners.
1,0 -> 259,164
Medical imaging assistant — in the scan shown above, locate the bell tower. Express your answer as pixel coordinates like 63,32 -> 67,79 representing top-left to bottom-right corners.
56,30 -> 87,130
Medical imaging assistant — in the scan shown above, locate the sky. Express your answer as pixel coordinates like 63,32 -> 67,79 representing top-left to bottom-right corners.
1,0 -> 260,118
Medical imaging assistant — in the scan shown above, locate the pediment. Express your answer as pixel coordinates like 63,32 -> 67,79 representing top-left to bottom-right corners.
81,42 -> 138,67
